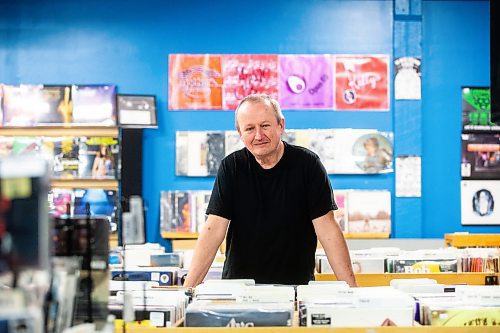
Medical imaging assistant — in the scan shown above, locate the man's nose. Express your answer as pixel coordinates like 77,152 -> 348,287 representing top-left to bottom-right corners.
255,128 -> 262,140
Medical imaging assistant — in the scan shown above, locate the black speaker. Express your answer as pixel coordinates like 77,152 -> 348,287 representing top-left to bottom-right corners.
120,128 -> 143,211
491,0 -> 500,121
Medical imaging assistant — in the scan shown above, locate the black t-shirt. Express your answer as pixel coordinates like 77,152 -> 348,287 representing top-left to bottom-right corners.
206,142 -> 337,285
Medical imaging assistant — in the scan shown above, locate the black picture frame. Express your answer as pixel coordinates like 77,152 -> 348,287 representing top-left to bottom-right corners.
117,94 -> 157,128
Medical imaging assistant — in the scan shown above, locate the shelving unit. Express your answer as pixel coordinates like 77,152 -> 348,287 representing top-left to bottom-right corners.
162,232 -> 390,240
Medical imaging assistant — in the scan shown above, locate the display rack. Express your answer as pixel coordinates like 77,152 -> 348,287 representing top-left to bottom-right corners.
444,233 -> 500,248
315,272 -> 499,286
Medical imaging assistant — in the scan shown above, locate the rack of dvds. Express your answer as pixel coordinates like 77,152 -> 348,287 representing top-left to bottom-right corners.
113,327 -> 500,332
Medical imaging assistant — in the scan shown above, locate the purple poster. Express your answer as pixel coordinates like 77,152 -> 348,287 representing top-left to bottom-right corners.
279,55 -> 334,109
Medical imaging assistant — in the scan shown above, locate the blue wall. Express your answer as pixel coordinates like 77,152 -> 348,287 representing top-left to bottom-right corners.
0,0 -> 497,246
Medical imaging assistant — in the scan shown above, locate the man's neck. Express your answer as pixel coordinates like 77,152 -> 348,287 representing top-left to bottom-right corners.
254,141 -> 285,169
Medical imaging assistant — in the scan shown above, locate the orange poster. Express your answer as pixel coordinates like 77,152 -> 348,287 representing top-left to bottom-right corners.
168,54 -> 223,110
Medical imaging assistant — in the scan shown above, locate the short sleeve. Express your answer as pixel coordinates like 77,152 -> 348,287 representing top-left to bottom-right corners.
306,156 -> 337,220
206,157 -> 234,220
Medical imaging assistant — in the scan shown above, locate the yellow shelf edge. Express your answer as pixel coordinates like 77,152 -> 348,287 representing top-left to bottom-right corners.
161,231 -> 199,239
344,232 -> 391,239
315,272 -> 500,286
51,179 -> 118,190
0,126 -> 119,137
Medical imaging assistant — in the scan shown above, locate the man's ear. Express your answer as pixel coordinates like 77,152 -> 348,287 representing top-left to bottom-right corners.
280,118 -> 285,131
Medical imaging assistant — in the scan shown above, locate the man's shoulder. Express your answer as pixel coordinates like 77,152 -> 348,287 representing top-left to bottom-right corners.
221,147 -> 249,166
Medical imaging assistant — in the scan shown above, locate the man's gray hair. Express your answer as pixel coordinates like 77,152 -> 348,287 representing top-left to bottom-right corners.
235,94 -> 284,130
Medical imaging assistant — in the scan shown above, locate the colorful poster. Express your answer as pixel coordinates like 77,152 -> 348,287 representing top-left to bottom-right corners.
37,85 -> 72,125
461,133 -> 500,180
334,55 -> 390,111
78,137 -> 119,179
279,55 -> 334,109
222,54 -> 279,110
462,87 -> 500,131
169,54 -> 223,110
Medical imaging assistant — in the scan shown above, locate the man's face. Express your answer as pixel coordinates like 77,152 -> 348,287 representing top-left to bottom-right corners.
237,101 -> 284,159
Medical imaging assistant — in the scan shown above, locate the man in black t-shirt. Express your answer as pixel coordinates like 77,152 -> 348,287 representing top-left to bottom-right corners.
184,94 -> 356,287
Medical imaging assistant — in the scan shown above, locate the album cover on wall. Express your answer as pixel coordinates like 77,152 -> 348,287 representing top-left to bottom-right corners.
78,137 -> 119,179
2,84 -> 43,126
461,180 -> 500,225
47,137 -> 80,179
462,87 -> 499,131
310,129 -> 393,174
224,131 -> 244,156
168,54 -> 223,110
160,191 -> 195,233
333,190 -> 348,233
309,129 -> 337,173
281,130 -> 297,146
71,85 -> 117,126
222,54 -> 279,110
207,132 -> 225,176
37,85 -> 72,125
334,55 -> 390,111
175,131 -> 209,176
48,188 -> 75,217
279,55 -> 334,109
347,190 -> 391,234
461,133 -> 500,179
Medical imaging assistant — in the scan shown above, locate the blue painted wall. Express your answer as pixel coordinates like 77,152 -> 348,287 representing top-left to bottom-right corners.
0,0 -> 496,246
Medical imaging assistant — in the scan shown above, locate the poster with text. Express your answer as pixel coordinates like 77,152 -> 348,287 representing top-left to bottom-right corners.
334,55 -> 390,111
461,133 -> 500,180
279,55 -> 334,109
169,54 -> 223,110
222,54 -> 279,110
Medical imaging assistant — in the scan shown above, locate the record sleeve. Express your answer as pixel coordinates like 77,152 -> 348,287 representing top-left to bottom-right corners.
37,85 -> 72,125
334,55 -> 390,111
49,137 -> 80,179
462,87 -> 500,132
347,190 -> 391,234
71,84 -> 116,126
224,131 -> 244,157
168,54 -> 223,110
222,54 -> 279,110
461,133 -> 500,179
207,132 -> 225,176
2,84 -> 43,126
461,180 -> 500,225
279,55 -> 334,109
78,136 -> 119,179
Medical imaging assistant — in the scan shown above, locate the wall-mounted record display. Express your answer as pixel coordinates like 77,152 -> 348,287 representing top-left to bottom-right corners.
117,94 -> 157,128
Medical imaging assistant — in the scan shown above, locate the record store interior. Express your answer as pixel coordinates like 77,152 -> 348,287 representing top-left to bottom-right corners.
1,0 -> 500,332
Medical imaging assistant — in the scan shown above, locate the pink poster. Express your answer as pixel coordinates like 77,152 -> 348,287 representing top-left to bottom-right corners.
279,55 -> 334,109
222,54 -> 279,110
334,55 -> 389,111
168,54 -> 223,110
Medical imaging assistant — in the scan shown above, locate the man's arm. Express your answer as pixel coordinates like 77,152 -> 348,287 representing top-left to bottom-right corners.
183,214 -> 229,287
313,210 -> 357,287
